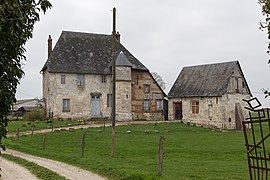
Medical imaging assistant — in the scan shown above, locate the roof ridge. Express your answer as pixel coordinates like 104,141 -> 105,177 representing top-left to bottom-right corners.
62,30 -> 111,37
184,60 -> 238,68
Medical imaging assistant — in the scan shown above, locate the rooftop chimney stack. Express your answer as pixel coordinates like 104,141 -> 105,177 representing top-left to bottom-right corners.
48,35 -> 52,58
116,31 -> 120,42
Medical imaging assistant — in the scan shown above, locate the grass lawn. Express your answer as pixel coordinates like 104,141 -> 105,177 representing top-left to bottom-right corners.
3,122 -> 249,179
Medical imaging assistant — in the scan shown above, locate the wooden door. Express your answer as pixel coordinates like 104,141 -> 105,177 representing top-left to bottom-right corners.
174,102 -> 182,120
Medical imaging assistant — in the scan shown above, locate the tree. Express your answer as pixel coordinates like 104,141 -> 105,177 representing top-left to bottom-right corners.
259,0 -> 270,98
151,72 -> 166,90
0,0 -> 52,151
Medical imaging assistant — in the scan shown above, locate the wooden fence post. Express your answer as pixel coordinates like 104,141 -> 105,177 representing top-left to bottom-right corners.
158,136 -> 165,176
16,128 -> 20,142
42,133 -> 47,150
82,130 -> 86,158
31,127 -> 34,135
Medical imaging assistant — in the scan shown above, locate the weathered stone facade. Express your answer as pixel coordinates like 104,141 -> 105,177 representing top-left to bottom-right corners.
116,66 -> 132,121
43,66 -> 165,121
168,94 -> 250,129
43,70 -> 112,120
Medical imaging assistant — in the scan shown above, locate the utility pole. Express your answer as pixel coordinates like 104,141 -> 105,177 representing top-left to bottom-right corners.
111,7 -> 116,158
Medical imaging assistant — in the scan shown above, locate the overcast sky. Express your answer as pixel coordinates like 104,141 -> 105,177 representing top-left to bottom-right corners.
17,0 -> 270,107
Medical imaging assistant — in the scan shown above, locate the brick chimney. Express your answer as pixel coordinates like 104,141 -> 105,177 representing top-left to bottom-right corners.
116,31 -> 120,42
48,35 -> 52,58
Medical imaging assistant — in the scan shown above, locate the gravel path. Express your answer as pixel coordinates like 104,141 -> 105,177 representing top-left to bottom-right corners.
0,156 -> 38,180
7,120 -> 160,137
2,149 -> 106,180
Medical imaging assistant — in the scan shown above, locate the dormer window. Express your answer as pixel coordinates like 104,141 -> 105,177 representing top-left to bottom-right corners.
77,74 -> 85,86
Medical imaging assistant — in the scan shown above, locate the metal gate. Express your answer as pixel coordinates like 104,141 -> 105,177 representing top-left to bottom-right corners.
242,97 -> 270,179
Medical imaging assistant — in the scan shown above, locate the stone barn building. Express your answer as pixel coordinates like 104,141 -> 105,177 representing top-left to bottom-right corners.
41,31 -> 166,121
168,61 -> 252,129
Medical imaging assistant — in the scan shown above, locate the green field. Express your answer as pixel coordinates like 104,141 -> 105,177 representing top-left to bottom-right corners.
3,122 -> 249,179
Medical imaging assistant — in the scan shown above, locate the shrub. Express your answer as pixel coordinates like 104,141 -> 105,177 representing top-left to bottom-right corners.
26,122 -> 31,125
22,109 -> 43,121
45,119 -> 52,123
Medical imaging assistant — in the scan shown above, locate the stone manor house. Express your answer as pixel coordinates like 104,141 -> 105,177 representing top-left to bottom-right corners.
168,61 -> 252,130
41,31 -> 166,121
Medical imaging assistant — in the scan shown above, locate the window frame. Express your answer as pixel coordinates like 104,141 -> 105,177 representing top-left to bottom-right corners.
191,101 -> 199,114
61,75 -> 65,84
156,100 -> 163,111
107,94 -> 112,107
144,84 -> 150,93
144,99 -> 150,112
62,99 -> 70,112
77,74 -> 85,86
102,75 -> 106,83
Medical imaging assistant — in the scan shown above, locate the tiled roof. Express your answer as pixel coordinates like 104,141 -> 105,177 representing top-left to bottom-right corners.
41,31 -> 148,74
168,61 -> 251,97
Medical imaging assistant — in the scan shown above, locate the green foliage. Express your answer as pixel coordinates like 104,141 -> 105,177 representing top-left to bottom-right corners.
259,0 -> 270,59
0,0 -> 52,151
258,1 -> 270,96
5,123 -> 249,179
2,154 -> 65,180
22,109 -> 43,121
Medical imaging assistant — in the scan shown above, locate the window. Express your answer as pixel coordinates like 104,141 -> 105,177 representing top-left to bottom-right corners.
144,84 -> 150,93
136,74 -> 139,85
61,75 -> 65,84
157,100 -> 163,111
191,101 -> 199,114
77,74 -> 85,86
144,100 -> 150,112
62,99 -> 70,112
107,94 -> 112,107
235,77 -> 239,93
102,75 -> 106,83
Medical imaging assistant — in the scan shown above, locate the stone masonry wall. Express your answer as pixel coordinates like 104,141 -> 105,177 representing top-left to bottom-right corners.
116,66 -> 132,121
168,93 -> 251,129
44,69 -> 165,121
44,72 -> 111,120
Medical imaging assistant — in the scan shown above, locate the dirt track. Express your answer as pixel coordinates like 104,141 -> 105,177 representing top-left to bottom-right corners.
2,149 -> 106,180
0,156 -> 38,180
7,120 -> 160,137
